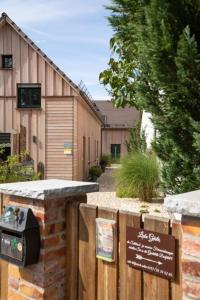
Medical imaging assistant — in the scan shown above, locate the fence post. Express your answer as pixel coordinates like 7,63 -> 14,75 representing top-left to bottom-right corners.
0,179 -> 98,300
165,191 -> 200,300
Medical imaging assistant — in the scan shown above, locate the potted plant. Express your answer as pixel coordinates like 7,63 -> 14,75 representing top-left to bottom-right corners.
100,154 -> 111,172
89,166 -> 102,182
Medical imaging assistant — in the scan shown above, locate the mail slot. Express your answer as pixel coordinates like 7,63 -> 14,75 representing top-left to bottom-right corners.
0,205 -> 40,267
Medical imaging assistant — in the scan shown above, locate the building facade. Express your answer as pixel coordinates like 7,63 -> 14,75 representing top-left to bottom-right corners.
95,101 -> 140,161
0,13 -> 103,180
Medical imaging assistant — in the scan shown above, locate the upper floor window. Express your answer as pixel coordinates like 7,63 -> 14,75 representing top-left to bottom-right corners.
2,55 -> 13,69
17,84 -> 41,109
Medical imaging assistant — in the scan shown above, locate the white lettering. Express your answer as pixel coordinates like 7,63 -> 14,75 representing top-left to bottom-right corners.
137,231 -> 160,243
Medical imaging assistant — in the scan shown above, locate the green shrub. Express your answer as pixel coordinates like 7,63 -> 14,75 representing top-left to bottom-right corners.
0,148 -> 40,183
110,157 -> 121,164
126,122 -> 147,153
116,152 -> 160,202
100,154 -> 111,171
116,185 -> 138,198
89,166 -> 102,180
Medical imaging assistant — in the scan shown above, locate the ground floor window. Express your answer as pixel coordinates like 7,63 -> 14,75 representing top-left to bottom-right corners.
111,144 -> 121,161
0,133 -> 11,161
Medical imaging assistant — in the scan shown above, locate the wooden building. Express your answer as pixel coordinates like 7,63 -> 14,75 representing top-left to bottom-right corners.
0,13 -> 103,180
95,101 -> 140,161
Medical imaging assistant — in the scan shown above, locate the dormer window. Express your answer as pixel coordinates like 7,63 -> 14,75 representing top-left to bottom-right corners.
2,55 -> 13,69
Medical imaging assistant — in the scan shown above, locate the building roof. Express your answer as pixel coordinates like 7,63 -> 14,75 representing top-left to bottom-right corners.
95,100 -> 140,128
0,13 -> 103,123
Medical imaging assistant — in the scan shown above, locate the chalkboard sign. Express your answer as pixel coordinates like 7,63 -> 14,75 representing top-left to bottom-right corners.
126,227 -> 176,280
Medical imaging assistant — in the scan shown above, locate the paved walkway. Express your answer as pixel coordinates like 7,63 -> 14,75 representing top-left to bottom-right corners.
96,165 -> 118,192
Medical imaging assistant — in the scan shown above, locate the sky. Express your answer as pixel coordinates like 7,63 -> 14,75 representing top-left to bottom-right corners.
0,0 -> 113,99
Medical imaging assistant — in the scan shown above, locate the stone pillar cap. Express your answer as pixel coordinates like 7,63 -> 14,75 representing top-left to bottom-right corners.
164,189 -> 200,217
0,179 -> 99,200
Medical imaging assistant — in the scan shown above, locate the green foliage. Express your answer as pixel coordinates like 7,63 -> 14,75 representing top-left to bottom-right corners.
116,185 -> 138,198
100,154 -> 111,171
0,148 -> 40,183
100,0 -> 200,194
0,146 -> 4,155
154,209 -> 161,213
110,157 -> 121,164
116,152 -> 160,202
126,122 -> 147,153
139,208 -> 149,214
89,166 -> 102,180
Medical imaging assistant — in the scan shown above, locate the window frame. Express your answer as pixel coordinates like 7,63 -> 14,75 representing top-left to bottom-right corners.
111,144 -> 121,161
17,83 -> 41,109
2,55 -> 13,69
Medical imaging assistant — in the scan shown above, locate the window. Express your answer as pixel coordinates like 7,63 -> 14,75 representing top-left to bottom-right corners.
2,55 -> 13,69
17,84 -> 41,108
111,144 -> 121,161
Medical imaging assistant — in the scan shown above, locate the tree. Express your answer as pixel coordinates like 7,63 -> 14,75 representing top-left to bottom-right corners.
100,0 -> 200,194
126,122 -> 147,153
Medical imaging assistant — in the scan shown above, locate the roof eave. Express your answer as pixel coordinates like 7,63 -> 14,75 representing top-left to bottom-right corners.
0,13 -> 103,123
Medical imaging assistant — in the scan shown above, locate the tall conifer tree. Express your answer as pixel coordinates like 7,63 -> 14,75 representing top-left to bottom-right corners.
100,0 -> 200,193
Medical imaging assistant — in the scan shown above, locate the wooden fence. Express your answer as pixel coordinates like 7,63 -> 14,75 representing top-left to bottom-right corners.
75,204 -> 182,300
0,199 -> 182,300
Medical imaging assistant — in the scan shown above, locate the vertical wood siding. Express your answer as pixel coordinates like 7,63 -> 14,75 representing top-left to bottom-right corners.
0,22 -> 102,180
73,98 -> 78,180
0,23 -> 76,178
76,97 -> 102,180
102,128 -> 130,157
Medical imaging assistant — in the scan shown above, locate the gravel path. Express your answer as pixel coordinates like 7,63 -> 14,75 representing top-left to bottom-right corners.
87,166 -> 169,217
96,165 -> 117,192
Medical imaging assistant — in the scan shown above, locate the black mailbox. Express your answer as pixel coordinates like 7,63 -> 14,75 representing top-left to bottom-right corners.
0,205 -> 40,267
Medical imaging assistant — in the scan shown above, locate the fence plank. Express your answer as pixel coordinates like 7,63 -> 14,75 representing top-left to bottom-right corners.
119,211 -> 142,300
171,220 -> 182,300
78,204 -> 97,300
143,215 -> 170,300
97,207 -> 118,300
66,196 -> 86,300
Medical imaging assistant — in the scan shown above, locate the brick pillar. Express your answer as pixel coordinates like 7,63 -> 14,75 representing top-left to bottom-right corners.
165,191 -> 200,300
0,180 -> 98,300
182,216 -> 200,299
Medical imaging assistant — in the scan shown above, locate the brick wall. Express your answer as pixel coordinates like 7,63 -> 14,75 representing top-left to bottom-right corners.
7,196 -> 67,300
0,179 -> 96,300
182,216 -> 200,300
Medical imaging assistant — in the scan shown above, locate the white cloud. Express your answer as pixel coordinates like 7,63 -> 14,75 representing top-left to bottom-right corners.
0,0 -> 109,24
0,0 -> 111,100
24,26 -> 110,46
